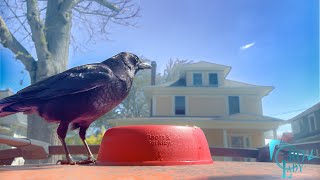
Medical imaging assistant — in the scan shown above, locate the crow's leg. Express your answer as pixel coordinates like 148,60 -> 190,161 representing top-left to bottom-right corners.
56,121 -> 76,165
76,126 -> 96,164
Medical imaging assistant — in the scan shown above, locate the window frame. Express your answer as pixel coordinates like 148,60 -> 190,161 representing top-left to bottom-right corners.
208,73 -> 218,86
301,117 -> 310,133
308,113 -> 317,132
174,96 -> 186,115
292,120 -> 300,134
192,72 -> 203,86
228,96 -> 240,115
228,134 -> 252,162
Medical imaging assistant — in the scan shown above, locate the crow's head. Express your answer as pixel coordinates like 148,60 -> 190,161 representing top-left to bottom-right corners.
117,52 -> 152,75
105,52 -> 151,79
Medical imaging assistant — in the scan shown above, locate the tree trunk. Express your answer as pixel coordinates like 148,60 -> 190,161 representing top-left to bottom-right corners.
25,1 -> 72,164
26,115 -> 60,164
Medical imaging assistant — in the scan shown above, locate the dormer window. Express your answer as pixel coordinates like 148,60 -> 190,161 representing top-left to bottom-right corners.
209,73 -> 218,86
193,73 -> 202,86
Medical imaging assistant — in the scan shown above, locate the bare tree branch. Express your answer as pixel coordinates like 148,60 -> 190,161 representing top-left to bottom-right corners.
73,7 -> 115,17
92,0 -> 120,12
0,16 -> 36,72
3,0 -> 32,37
69,0 -> 139,51
5,14 -> 26,20
60,0 -> 82,12
26,0 -> 50,61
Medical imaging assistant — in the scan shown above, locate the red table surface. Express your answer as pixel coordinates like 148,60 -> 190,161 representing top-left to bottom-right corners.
0,161 -> 319,180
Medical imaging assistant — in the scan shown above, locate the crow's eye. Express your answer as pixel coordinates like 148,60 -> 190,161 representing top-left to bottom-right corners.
133,55 -> 139,64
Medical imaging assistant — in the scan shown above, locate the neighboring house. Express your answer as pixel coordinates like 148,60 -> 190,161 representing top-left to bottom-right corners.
110,61 -> 284,161
289,102 -> 320,158
289,102 -> 320,143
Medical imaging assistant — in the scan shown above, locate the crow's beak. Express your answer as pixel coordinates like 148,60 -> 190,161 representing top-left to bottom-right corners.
138,62 -> 152,69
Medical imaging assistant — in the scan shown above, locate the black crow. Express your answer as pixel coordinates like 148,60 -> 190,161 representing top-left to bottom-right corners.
0,52 -> 151,165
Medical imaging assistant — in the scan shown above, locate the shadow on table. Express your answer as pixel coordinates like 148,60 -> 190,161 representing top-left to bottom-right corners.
0,164 -> 62,171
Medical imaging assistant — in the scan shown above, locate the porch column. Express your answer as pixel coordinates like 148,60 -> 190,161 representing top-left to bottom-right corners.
223,129 -> 231,161
273,128 -> 277,139
223,129 -> 228,147
262,132 -> 266,146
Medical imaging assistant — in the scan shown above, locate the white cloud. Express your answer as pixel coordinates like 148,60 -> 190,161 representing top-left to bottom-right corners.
240,42 -> 255,50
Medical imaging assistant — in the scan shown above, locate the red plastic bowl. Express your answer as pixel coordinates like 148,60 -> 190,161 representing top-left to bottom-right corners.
96,125 -> 213,166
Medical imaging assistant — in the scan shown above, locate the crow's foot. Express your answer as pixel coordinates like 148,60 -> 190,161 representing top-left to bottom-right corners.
76,157 -> 96,164
56,159 -> 76,165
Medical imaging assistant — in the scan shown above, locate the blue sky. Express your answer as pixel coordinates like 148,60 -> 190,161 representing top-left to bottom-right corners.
0,0 -> 319,126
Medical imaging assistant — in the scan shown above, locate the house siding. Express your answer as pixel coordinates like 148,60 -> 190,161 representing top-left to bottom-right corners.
251,132 -> 264,147
314,109 -> 320,130
240,96 -> 262,115
155,96 -> 172,116
203,72 -> 209,86
217,72 -> 224,86
188,96 -> 227,116
203,129 -> 264,149
186,72 -> 192,86
202,129 -> 224,147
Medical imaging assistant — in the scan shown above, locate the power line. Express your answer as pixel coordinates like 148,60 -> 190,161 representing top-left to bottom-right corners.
270,108 -> 308,116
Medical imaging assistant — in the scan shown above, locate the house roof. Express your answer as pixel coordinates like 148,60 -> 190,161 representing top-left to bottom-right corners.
144,78 -> 273,97
166,79 -> 270,88
181,61 -> 232,75
109,114 -> 284,130
224,80 -> 262,88
169,78 -> 186,87
228,113 -> 284,122
143,60 -> 275,99
288,102 -> 320,122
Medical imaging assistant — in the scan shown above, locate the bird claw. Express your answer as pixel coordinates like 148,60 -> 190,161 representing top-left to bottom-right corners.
76,157 -> 96,165
56,159 -> 76,165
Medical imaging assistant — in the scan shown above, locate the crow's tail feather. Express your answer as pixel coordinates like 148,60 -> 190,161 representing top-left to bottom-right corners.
0,110 -> 17,118
0,95 -> 20,118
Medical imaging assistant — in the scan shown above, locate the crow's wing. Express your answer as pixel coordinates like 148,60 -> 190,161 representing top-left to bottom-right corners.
3,63 -> 115,103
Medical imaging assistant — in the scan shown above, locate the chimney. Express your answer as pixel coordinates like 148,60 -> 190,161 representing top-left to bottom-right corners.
150,61 -> 157,117
151,61 -> 157,86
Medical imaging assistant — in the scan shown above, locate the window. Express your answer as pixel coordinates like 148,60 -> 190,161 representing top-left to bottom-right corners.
209,73 -> 218,86
309,115 -> 316,132
175,96 -> 185,115
292,121 -> 300,134
301,117 -> 310,132
230,135 -> 247,161
231,136 -> 244,148
228,96 -> 240,115
193,73 -> 202,86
